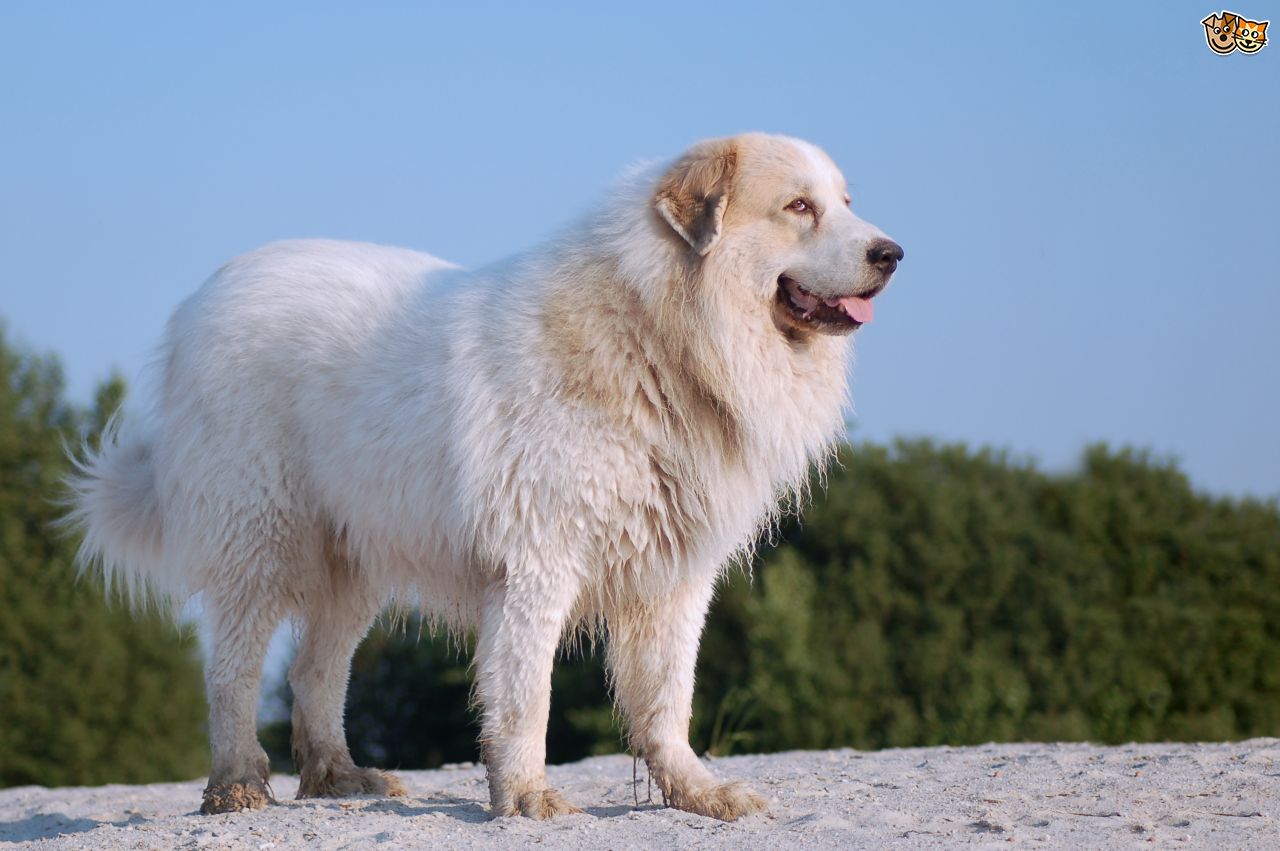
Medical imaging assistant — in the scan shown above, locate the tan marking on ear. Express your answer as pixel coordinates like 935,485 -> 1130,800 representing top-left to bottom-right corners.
654,139 -> 739,256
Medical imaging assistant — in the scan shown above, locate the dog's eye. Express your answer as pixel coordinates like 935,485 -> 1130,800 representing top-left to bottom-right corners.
785,198 -> 811,214
843,194 -> 851,207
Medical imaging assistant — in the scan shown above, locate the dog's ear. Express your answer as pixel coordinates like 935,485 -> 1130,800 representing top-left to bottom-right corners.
654,139 -> 739,256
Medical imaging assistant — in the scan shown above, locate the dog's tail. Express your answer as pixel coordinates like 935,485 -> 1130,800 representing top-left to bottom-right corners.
63,419 -> 177,610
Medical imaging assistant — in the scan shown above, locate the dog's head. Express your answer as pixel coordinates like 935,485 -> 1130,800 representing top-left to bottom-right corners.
654,133 -> 902,339
1203,12 -> 1239,54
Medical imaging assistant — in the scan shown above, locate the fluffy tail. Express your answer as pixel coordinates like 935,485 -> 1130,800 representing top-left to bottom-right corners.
64,422 -> 174,609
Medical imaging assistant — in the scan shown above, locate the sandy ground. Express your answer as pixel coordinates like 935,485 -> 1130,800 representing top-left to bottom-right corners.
3,740 -> 1279,849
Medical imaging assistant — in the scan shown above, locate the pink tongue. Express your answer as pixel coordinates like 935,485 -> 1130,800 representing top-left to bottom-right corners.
838,296 -> 874,324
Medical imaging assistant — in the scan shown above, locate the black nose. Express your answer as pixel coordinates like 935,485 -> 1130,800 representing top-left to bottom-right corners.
867,239 -> 904,274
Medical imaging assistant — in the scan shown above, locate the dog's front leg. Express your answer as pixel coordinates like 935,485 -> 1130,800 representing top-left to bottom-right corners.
473,569 -> 585,818
608,576 -> 766,821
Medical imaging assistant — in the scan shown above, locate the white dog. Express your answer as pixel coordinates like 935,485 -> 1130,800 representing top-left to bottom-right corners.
68,133 -> 901,821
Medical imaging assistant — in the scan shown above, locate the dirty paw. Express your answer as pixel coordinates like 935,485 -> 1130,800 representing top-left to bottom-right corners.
514,788 -> 584,819
670,781 -> 766,821
298,765 -> 407,798
373,769 -> 408,797
201,779 -> 273,814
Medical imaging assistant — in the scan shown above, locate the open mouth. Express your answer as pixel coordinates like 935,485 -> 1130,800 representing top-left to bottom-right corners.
776,275 -> 877,333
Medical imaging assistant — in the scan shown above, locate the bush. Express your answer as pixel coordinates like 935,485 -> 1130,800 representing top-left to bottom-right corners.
0,329 -> 208,788
698,441 -> 1280,751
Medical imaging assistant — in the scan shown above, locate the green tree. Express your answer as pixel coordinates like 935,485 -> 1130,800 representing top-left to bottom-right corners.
0,326 -> 208,788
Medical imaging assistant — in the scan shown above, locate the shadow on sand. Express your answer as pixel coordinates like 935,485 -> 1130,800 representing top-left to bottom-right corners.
0,811 -> 148,843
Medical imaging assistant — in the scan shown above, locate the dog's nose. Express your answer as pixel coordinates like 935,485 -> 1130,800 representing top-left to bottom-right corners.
867,239 -> 904,274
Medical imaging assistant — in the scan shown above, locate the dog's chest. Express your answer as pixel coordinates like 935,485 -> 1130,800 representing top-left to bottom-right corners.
596,370 -> 844,580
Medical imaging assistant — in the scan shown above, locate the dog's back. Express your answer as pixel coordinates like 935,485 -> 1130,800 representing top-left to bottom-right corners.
70,238 -> 455,605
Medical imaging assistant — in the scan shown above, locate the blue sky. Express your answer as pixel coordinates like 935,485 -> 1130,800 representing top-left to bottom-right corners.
2,1 -> 1277,497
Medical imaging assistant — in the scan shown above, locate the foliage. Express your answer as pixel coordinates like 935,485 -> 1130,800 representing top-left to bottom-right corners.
0,327 -> 208,788
697,440 -> 1280,752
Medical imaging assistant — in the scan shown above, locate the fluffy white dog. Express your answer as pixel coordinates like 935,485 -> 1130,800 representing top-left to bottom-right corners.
68,133 -> 902,821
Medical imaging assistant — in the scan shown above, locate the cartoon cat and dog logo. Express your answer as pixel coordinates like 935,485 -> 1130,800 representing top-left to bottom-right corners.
1202,10 -> 1268,53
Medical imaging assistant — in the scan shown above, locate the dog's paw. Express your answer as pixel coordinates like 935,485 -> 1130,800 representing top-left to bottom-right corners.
670,781 -> 766,821
512,788 -> 584,819
201,779 -> 274,814
372,769 -> 409,797
298,764 -> 407,799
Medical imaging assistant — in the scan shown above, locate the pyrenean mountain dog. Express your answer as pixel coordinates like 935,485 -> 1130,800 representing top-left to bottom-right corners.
68,133 -> 902,820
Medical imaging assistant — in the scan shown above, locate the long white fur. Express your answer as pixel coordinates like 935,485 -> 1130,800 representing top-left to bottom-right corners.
66,132 -> 894,820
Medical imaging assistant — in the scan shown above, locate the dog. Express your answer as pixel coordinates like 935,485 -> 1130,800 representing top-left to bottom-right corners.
1202,12 -> 1239,54
67,133 -> 902,821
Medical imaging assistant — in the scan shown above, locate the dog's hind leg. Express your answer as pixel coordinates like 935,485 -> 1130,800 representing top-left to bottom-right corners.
607,576 -> 766,821
289,544 -> 406,800
200,568 -> 286,815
